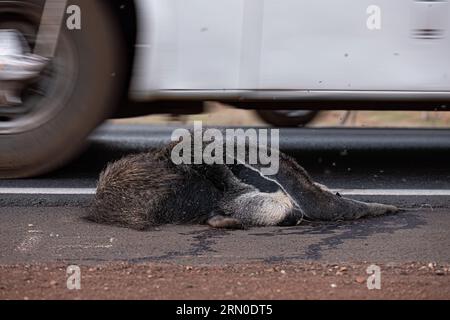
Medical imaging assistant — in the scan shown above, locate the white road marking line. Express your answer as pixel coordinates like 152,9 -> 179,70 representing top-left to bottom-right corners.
333,189 -> 450,196
0,187 -> 449,196
0,187 -> 96,195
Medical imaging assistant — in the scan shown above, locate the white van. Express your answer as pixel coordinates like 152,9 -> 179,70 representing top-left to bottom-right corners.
0,0 -> 449,177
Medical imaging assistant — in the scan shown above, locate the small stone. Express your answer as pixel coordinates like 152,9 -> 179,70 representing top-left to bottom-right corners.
280,270 -> 286,275
330,283 -> 337,288
435,270 -> 445,276
355,276 -> 366,284
49,280 -> 58,287
337,267 -> 348,275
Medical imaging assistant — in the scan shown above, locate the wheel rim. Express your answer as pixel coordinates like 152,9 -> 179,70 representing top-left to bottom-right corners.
0,2 -> 78,134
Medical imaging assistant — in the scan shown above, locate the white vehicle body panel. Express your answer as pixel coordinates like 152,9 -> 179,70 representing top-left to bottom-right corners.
130,0 -> 450,100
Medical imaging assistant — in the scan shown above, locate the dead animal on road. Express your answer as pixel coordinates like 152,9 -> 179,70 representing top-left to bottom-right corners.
88,138 -> 398,230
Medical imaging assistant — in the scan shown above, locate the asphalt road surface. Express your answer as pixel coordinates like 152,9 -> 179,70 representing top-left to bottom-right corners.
0,124 -> 449,299
1,206 -> 449,265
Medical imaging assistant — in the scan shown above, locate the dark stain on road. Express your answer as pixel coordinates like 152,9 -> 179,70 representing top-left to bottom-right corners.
258,211 -> 426,262
127,228 -> 230,263
128,211 -> 427,264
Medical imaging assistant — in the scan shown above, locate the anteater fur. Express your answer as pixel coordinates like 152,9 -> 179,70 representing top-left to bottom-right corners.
89,140 -> 398,230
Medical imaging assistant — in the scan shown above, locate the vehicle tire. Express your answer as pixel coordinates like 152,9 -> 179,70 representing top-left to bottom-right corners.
0,1 -> 125,178
256,110 -> 319,127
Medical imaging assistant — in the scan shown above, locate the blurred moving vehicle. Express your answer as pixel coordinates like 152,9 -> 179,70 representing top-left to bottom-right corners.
1,0 -> 450,177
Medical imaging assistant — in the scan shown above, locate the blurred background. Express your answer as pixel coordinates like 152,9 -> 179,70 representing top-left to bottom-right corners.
113,103 -> 450,128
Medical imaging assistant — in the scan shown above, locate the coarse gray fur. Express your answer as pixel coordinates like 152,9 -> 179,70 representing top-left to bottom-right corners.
89,140 -> 398,230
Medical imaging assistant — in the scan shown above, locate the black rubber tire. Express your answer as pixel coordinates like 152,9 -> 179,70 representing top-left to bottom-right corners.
256,110 -> 319,127
0,1 -> 126,178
